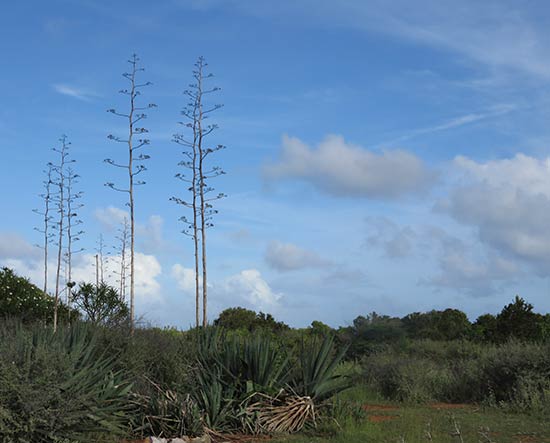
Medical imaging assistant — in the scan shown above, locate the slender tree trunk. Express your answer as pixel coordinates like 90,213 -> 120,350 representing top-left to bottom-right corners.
66,178 -> 73,293
197,68 -> 208,327
193,220 -> 200,328
43,237 -> 48,294
54,159 -> 65,333
105,55 -> 154,334
128,70 -> 136,335
199,175 -> 207,327
43,168 -> 52,294
96,254 -> 99,286
192,108 -> 200,329
173,56 -> 223,328
119,218 -> 128,302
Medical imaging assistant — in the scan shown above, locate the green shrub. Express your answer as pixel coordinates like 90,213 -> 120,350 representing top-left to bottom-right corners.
0,267 -> 73,323
0,320 -> 133,442
361,339 -> 550,412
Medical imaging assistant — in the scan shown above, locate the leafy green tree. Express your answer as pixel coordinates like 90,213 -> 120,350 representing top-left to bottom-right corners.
213,307 -> 289,332
402,309 -> 471,340
338,312 -> 405,359
309,320 -> 334,337
435,308 -> 472,340
71,282 -> 129,326
495,296 -> 544,342
473,313 -> 498,342
0,267 -> 72,322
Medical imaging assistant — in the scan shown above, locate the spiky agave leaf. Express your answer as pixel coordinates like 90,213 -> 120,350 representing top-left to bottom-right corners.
242,335 -> 290,394
292,335 -> 351,402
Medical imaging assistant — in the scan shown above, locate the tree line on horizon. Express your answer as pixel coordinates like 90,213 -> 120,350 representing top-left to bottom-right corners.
2,265 -> 549,349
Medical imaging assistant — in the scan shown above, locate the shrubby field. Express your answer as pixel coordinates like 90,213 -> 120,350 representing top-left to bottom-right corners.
1,267 -> 549,442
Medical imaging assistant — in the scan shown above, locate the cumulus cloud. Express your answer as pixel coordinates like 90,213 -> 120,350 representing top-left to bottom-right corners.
171,264 -> 281,311
0,233 -> 163,305
439,154 -> 550,274
171,264 -> 197,293
222,269 -> 282,309
66,252 -> 163,304
264,135 -> 435,198
265,240 -> 331,271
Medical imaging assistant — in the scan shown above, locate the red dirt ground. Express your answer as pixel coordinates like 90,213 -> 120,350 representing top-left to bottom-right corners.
514,435 -> 541,443
362,404 -> 400,411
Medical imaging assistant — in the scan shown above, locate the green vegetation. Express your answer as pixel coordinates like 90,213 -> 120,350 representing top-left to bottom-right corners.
0,267 -> 548,442
0,267 -> 74,323
0,320 -> 133,442
361,340 -> 550,410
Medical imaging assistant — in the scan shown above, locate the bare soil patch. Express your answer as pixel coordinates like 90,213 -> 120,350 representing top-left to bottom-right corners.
362,404 -> 400,412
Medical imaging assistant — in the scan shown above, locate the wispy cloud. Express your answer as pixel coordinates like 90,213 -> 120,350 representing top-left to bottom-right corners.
175,1 -> 550,80
52,83 -> 100,101
383,104 -> 517,145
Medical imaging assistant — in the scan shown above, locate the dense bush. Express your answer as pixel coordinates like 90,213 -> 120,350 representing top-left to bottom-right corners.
0,267 -> 73,323
214,307 -> 290,333
361,339 -> 550,412
0,320 -> 133,442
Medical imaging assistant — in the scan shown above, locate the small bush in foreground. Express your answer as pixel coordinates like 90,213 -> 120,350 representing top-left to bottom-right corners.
0,320 -> 133,442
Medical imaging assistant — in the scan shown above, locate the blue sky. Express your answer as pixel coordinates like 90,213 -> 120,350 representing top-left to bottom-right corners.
2,0 -> 550,328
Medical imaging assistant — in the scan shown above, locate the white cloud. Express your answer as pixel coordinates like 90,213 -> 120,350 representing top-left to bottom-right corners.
95,206 -> 129,231
265,240 -> 331,271
222,269 -> 282,310
265,135 -> 435,198
439,154 -> 550,274
70,252 -> 163,304
52,83 -> 99,101
171,264 -> 281,312
171,264 -> 197,293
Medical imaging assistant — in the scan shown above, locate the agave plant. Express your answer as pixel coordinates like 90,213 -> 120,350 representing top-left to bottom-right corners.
291,335 -> 351,402
242,335 -> 290,393
192,328 -> 292,432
